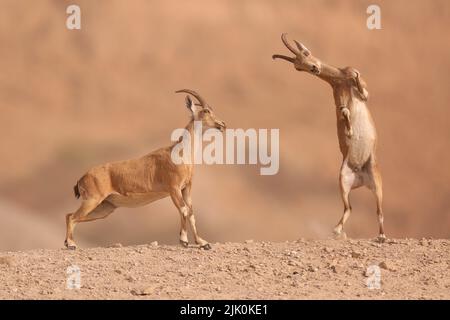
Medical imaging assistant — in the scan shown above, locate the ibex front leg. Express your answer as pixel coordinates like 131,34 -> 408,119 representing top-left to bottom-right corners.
181,183 -> 211,250
339,106 -> 353,137
170,189 -> 189,248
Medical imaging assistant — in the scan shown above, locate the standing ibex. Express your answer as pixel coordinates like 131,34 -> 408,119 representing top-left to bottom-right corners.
65,89 -> 226,250
273,34 -> 385,242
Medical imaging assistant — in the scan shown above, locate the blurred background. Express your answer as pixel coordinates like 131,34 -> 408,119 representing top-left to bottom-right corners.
0,0 -> 449,251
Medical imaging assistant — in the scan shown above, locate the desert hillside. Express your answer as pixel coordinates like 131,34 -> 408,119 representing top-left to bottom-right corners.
0,1 -> 450,250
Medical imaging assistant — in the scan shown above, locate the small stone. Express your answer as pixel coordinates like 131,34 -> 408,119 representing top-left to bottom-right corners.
150,241 -> 158,247
245,239 -> 254,244
379,261 -> 396,271
0,256 -> 13,267
331,265 -> 339,273
351,251 -> 362,258
307,265 -> 318,272
131,286 -> 153,296
110,243 -> 122,248
114,269 -> 122,274
126,276 -> 137,282
323,247 -> 333,253
288,260 -> 298,266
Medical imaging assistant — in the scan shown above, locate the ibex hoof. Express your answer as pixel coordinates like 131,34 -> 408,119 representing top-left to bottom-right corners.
200,243 -> 212,250
179,240 -> 189,248
333,231 -> 347,240
376,234 -> 386,243
64,240 -> 77,250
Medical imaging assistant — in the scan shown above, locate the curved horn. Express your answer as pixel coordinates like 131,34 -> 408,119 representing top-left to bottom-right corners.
272,54 -> 295,63
175,89 -> 207,107
281,33 -> 299,55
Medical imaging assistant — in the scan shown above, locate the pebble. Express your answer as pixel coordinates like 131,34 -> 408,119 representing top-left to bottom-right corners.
323,247 -> 333,253
287,260 -> 298,267
378,261 -> 390,270
351,251 -> 362,258
330,265 -> 339,274
150,241 -> 158,247
131,286 -> 154,296
245,240 -> 254,244
0,256 -> 13,267
307,265 -> 318,272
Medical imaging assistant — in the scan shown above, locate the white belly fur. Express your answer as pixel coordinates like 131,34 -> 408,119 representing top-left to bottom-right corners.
106,192 -> 169,208
347,99 -> 376,169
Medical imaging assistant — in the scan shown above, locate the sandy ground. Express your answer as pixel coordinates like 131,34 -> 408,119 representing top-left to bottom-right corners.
0,238 -> 449,300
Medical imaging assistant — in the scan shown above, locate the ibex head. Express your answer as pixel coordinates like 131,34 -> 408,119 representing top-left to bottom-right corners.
176,89 -> 226,132
272,33 -> 322,75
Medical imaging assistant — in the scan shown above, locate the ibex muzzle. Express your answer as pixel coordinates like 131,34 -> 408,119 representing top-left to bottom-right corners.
272,33 -> 322,75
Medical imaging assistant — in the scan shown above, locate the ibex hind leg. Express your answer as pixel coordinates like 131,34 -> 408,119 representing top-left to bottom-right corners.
65,198 -> 107,250
79,201 -> 116,221
334,160 -> 363,239
365,160 -> 386,243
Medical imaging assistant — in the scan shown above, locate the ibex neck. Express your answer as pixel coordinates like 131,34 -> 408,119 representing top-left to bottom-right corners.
177,119 -> 199,164
316,62 -> 345,86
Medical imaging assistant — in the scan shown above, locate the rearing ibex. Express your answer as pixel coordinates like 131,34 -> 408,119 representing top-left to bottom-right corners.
273,34 -> 385,242
65,89 -> 226,250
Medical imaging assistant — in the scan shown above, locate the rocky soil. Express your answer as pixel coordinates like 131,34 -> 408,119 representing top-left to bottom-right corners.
1,239 -> 449,300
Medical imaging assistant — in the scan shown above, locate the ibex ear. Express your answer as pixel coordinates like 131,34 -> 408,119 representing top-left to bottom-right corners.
185,95 -> 202,117
295,40 -> 311,56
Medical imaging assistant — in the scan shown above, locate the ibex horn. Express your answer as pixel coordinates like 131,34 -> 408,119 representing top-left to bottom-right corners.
281,33 -> 299,55
175,89 -> 207,107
